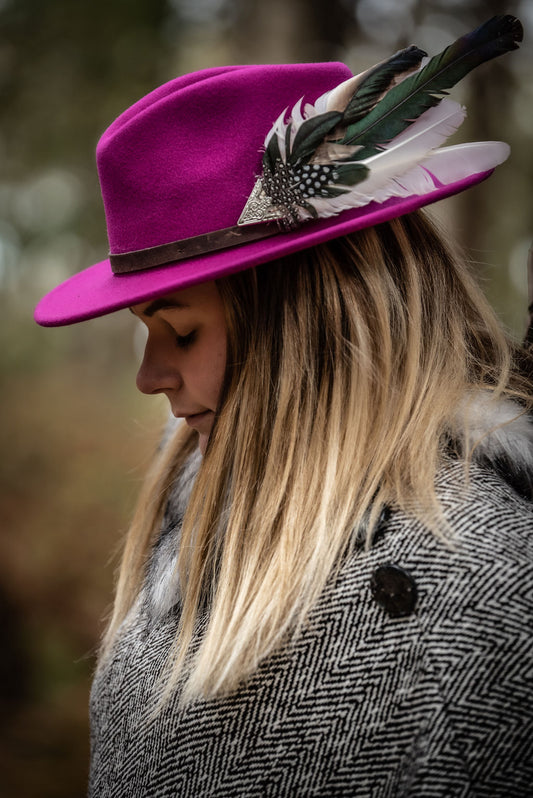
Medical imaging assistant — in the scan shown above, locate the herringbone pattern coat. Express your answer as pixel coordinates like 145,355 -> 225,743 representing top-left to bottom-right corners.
89,407 -> 533,797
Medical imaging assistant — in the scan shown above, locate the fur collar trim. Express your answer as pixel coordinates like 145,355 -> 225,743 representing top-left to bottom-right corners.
452,393 -> 533,500
143,447 -> 201,619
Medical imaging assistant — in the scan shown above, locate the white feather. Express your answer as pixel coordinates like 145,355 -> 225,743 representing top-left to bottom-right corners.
301,100 -> 468,219
306,165 -> 433,219
302,140 -> 510,221
362,100 -> 466,173
418,140 -> 510,183
323,71 -> 370,113
309,98 -> 463,169
301,106 -> 512,220
290,98 -> 306,131
264,107 -> 289,159
312,91 -> 332,115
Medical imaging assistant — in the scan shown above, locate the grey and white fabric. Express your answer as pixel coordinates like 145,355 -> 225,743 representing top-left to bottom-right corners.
89,400 -> 533,797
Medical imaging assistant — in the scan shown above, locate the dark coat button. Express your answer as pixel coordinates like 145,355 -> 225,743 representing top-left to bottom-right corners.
370,563 -> 417,617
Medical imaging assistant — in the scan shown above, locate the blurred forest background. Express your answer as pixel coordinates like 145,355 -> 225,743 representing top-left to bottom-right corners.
1,0 -> 532,794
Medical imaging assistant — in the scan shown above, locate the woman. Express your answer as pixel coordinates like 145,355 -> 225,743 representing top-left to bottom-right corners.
35,16 -> 532,797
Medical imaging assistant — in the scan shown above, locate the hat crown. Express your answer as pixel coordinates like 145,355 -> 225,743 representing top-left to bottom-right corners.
96,63 -> 353,255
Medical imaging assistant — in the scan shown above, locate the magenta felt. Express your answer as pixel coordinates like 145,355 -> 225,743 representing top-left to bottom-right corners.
96,63 -> 351,255
35,170 -> 491,326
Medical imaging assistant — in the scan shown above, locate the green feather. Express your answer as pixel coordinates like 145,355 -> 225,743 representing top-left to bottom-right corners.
333,163 -> 370,186
342,45 -> 426,125
289,111 -> 343,164
339,14 -> 523,149
263,133 -> 282,172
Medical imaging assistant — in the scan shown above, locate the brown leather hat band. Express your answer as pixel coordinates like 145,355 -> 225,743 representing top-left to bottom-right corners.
110,222 -> 279,274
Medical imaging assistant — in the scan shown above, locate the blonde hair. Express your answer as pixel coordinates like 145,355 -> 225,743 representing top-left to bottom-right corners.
102,211 -> 531,701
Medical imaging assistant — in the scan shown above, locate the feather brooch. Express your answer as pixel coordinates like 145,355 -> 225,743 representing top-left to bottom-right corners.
238,15 -> 523,229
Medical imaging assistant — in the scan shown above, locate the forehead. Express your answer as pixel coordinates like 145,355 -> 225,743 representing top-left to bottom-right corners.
131,282 -> 222,317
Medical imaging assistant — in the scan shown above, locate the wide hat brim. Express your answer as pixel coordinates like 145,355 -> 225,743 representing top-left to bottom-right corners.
34,170 -> 490,327
34,19 -> 524,328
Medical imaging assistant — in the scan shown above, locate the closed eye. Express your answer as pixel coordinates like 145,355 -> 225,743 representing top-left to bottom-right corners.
175,330 -> 197,349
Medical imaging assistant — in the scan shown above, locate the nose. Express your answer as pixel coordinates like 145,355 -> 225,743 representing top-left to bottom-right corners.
135,334 -> 182,395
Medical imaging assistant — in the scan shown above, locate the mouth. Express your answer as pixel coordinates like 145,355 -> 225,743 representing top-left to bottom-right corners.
182,410 -> 213,432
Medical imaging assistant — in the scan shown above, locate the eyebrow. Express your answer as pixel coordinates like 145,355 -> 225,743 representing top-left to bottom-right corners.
131,298 -> 189,318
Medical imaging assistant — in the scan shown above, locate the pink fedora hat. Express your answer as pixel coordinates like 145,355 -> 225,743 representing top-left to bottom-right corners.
34,15 -> 522,327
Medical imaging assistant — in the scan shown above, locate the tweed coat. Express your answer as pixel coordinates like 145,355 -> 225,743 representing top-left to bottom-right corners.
89,401 -> 533,797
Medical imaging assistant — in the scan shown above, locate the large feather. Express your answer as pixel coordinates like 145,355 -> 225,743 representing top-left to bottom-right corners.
340,15 -> 523,151
238,15 -> 521,227
323,98 -> 466,190
416,140 -> 510,184
307,140 -> 510,220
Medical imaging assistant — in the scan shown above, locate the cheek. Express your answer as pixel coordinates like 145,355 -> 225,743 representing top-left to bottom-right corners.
196,329 -> 227,407
210,337 -> 227,403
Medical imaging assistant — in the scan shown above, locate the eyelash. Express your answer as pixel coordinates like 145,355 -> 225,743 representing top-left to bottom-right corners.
175,330 -> 197,349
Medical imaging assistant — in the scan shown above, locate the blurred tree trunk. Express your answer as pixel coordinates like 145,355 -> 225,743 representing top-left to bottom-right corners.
455,0 -> 522,257
230,0 -> 358,62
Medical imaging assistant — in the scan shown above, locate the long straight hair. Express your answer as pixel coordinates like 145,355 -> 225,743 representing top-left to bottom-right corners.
102,211 -> 530,701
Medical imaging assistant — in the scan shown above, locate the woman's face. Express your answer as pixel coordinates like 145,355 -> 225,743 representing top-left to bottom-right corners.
131,281 -> 227,454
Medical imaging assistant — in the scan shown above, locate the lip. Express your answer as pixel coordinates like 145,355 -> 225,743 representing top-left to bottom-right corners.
183,410 -> 213,433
